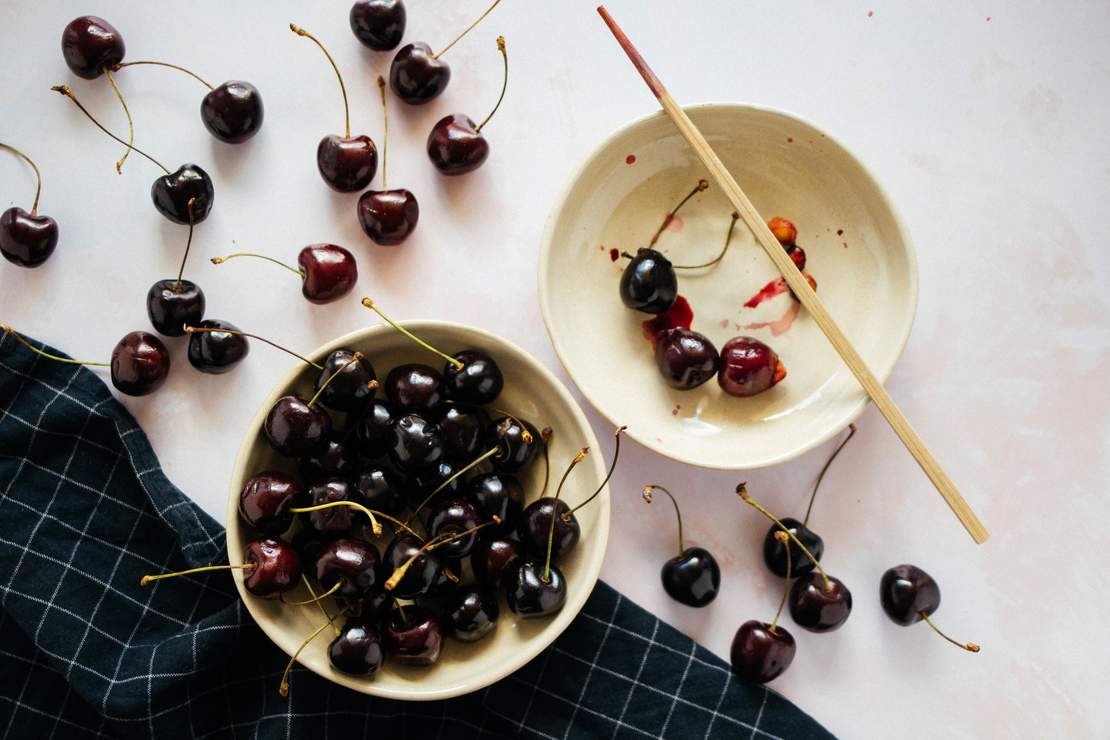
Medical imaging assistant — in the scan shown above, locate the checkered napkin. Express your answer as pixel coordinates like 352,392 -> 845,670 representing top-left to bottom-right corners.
0,332 -> 833,740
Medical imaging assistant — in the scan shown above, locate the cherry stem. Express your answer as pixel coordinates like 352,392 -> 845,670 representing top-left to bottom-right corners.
279,617 -> 338,697
803,423 -> 856,527
182,325 -> 324,370
736,483 -> 831,591
435,0 -> 503,59
769,531 -> 791,633
174,198 -> 197,289
376,76 -> 389,188
920,611 -> 981,653
360,298 -> 464,368
564,425 -> 625,520
140,562 -> 254,587
544,447 -> 588,583
290,24 -> 350,139
102,66 -> 134,174
111,60 -> 214,90
280,578 -> 343,606
301,574 -> 341,635
491,410 -> 534,444
384,517 -> 501,591
538,427 -> 554,497
288,500 -> 424,540
674,212 -> 740,270
476,36 -> 508,132
642,484 -> 685,558
648,180 -> 708,247
406,445 -> 500,524
50,84 -> 169,174
307,353 -> 365,408
1,324 -> 110,367
0,143 -> 43,215
210,251 -> 305,279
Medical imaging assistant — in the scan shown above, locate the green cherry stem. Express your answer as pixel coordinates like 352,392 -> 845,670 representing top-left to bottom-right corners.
563,426 -> 626,521
737,482 -> 831,592
434,0 -> 503,59
803,423 -> 856,527
538,427 -> 553,497
174,198 -> 197,289
290,24 -> 350,139
306,352 -> 365,408
543,447 -> 589,583
360,298 -> 463,369
50,84 -> 170,174
768,531 -> 791,634
1,325 -> 109,367
384,517 -> 500,591
102,66 -> 134,174
140,562 -> 254,587
111,60 -> 214,90
642,484 -> 685,559
287,498 -> 396,538
673,211 -> 739,269
210,252 -> 305,279
300,574 -> 341,635
181,325 -> 324,369
376,75 -> 389,188
919,612 -> 981,653
280,578 -> 343,606
475,36 -> 508,132
0,143 -> 44,215
648,179 -> 708,247
406,445 -> 500,524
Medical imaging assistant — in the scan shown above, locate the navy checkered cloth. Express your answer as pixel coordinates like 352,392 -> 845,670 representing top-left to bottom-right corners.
0,332 -> 833,740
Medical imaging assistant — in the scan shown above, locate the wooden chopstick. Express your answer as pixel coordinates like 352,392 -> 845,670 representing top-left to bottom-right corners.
596,6 -> 989,544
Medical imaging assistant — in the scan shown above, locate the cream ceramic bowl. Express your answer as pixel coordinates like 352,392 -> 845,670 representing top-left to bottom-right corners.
539,104 -> 917,469
226,322 -> 609,700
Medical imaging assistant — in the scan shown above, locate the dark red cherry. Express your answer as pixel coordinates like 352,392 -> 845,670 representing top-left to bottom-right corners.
298,244 -> 358,304
0,208 -> 58,267
317,135 -> 377,192
264,395 -> 332,457
654,328 -> 719,389
518,498 -> 579,561
620,247 -> 677,314
718,336 -> 786,397
763,518 -> 823,578
239,471 -> 300,535
61,16 -> 125,79
186,319 -> 248,374
789,572 -> 852,633
299,436 -> 359,484
355,467 -> 405,516
436,404 -> 490,461
786,243 -> 806,272
329,619 -> 384,676
404,460 -> 462,509
243,537 -> 301,598
468,473 -> 523,532
426,498 -> 482,559
110,331 -> 170,396
446,585 -> 499,642
385,605 -> 444,665
389,42 -> 449,105
383,534 -> 442,598
200,81 -> 264,144
443,349 -> 503,405
314,349 -> 375,412
385,363 -> 442,410
506,561 -> 566,618
661,547 -> 720,607
350,0 -> 406,51
353,589 -> 395,626
427,114 -> 488,176
353,399 -> 398,459
315,538 -> 383,598
768,217 -> 797,246
357,188 -> 419,246
730,620 -> 795,684
489,416 -> 540,473
291,529 -> 328,566
302,479 -> 359,536
471,537 -> 522,591
146,280 -> 204,337
151,164 -> 214,224
880,564 -> 941,626
420,558 -> 462,608
388,413 -> 443,471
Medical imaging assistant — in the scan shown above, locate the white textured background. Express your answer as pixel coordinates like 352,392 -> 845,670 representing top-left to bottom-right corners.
2,1 -> 1108,737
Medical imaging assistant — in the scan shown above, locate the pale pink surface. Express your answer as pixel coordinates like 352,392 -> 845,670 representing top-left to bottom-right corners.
2,2 -> 1108,737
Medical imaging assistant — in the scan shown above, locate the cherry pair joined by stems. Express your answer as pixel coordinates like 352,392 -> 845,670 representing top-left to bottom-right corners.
642,484 -> 720,607
350,0 -> 406,51
0,143 -> 59,267
389,0 -> 503,105
731,531 -> 797,684
880,564 -> 980,653
291,24 -> 377,192
384,517 -> 499,598
210,244 -> 358,305
358,78 -> 419,245
139,537 -> 302,599
147,198 -> 205,336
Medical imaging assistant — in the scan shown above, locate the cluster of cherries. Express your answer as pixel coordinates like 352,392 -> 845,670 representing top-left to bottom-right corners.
137,311 -> 618,692
291,0 -> 510,246
618,183 -> 822,397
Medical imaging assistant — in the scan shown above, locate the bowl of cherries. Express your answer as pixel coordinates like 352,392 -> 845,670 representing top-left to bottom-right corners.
222,316 -> 611,700
539,103 -> 918,469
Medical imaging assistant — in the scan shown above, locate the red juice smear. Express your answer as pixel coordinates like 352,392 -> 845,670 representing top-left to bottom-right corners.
609,248 -> 620,262
642,294 -> 693,344
739,301 -> 801,336
836,228 -> 844,236
743,278 -> 790,309
625,154 -> 637,164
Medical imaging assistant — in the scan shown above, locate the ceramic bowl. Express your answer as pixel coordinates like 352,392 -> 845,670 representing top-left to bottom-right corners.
226,322 -> 609,700
539,103 -> 917,469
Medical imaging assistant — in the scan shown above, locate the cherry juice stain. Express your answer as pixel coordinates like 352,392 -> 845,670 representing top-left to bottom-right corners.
625,154 -> 637,165
836,228 -> 844,236
786,136 -> 794,144
743,278 -> 790,308
609,248 -> 620,262
671,404 -> 681,416
739,301 -> 801,337
867,9 -> 874,17
642,294 -> 693,344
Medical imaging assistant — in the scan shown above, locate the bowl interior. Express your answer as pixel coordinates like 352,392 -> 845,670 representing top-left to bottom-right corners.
226,322 -> 609,700
540,104 -> 917,469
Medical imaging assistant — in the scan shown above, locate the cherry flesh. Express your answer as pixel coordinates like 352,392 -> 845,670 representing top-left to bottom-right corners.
730,620 -> 795,684
489,416 -> 540,473
243,537 -> 302,598
146,280 -> 204,337
447,585 -> 499,642
315,538 -> 383,599
763,518 -> 823,578
357,189 -> 419,246
718,337 -> 786,397
388,413 -> 444,471
110,331 -> 170,396
389,43 -> 449,105
654,328 -> 719,389
880,564 -> 941,625
151,164 -> 214,224
299,436 -> 360,484
426,498 -> 482,558
471,537 -> 522,591
61,16 -> 125,79
427,114 -> 488,176
789,572 -> 852,633
385,363 -> 443,410
518,498 -> 579,561
0,208 -> 58,267
383,534 -> 443,598
303,479 -> 359,536
298,244 -> 358,304
329,619 -> 384,675
661,547 -> 720,608
239,471 -> 300,536
353,399 -> 397,458
350,0 -> 406,51
506,561 -> 566,618
437,404 -> 490,461
317,135 -> 377,192
314,349 -> 375,411
355,467 -> 405,516
620,247 -> 677,314
468,473 -> 523,533
264,395 -> 332,457
444,349 -> 503,405
201,81 -> 264,144
385,605 -> 444,665
186,319 -> 248,374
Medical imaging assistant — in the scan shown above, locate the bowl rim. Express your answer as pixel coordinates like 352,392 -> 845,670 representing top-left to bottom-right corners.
225,320 -> 611,701
537,101 -> 919,470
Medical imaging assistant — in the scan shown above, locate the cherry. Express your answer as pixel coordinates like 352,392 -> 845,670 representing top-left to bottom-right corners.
353,399 -> 399,458
389,0 -> 501,105
314,349 -> 376,412
300,437 -> 360,484
142,538 -> 301,599
358,77 -> 419,246
303,479 -> 361,536
619,247 -> 677,314
468,473 -> 523,532
350,0 -> 406,51
383,534 -> 443,598
471,537 -> 522,591
718,336 -> 786,397
315,538 -> 384,599
200,81 -> 264,143
789,572 -> 852,633
443,349 -> 503,405
880,564 -> 980,652
427,498 -> 483,559
446,585 -> 499,642
489,415 -> 541,473
768,217 -> 797,246
506,561 -> 566,618
388,413 -> 444,471
405,459 -> 464,510
518,447 -> 590,559
653,328 -> 719,389
186,319 -> 249,374
211,244 -> 358,305
0,144 -> 59,267
329,619 -> 385,675
385,605 -> 444,665
239,471 -> 300,535
642,485 -> 719,607
426,37 -> 508,176
111,331 -> 171,396
355,467 -> 405,516
265,396 -> 333,457
385,363 -> 443,410
289,24 -> 377,191
151,164 -> 216,224
436,404 -> 490,460
354,590 -> 395,626
730,620 -> 796,684
61,16 -> 125,79
148,240 -> 206,339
